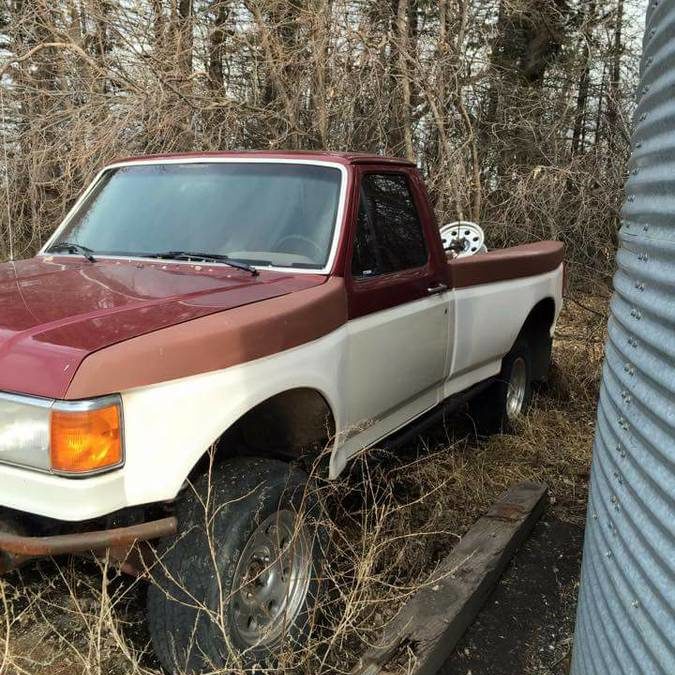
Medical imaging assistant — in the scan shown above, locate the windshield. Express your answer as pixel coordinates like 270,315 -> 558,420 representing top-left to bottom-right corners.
51,162 -> 343,269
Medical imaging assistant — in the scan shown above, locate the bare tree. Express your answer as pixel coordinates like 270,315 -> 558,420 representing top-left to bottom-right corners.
0,0 -> 643,283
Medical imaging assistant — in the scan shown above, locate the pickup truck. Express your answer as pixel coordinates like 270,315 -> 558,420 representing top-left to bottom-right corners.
0,151 -> 563,673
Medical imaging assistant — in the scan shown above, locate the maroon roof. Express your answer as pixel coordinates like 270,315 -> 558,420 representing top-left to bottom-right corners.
113,150 -> 416,167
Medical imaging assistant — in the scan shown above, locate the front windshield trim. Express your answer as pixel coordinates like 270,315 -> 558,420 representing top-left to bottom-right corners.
39,158 -> 349,275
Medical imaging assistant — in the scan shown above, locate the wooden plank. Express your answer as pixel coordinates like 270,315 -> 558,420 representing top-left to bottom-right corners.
352,481 -> 548,675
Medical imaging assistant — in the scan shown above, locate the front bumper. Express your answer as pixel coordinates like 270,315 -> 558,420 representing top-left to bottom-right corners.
0,461 -> 129,521
0,514 -> 177,574
0,461 -> 177,575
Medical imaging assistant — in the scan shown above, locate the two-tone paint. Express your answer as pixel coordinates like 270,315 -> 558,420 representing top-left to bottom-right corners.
0,152 -> 564,522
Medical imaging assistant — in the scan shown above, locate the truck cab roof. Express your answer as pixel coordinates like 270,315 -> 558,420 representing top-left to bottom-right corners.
112,150 -> 417,167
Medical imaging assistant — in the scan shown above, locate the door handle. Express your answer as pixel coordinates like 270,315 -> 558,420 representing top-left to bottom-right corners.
427,283 -> 448,295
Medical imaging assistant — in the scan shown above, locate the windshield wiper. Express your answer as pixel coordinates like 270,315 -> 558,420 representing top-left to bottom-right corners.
148,251 -> 259,276
47,241 -> 97,262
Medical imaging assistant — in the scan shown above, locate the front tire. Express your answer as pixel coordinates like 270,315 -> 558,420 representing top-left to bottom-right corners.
147,457 -> 322,674
469,338 -> 533,435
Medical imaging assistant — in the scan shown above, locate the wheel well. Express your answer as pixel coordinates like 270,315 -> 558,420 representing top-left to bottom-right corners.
189,388 -> 336,479
518,297 -> 556,381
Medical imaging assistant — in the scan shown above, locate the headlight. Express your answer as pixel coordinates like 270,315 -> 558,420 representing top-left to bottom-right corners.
0,394 -> 51,470
0,393 -> 123,476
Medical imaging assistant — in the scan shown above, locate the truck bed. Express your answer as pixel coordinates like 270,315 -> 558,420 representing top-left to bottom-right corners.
448,241 -> 564,288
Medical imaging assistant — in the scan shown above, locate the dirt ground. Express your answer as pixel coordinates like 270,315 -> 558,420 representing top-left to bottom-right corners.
438,518 -> 584,675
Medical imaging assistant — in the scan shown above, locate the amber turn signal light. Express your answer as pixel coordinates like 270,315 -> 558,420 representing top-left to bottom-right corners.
50,403 -> 123,474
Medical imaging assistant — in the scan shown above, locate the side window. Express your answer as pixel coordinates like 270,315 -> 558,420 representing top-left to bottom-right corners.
351,173 -> 428,278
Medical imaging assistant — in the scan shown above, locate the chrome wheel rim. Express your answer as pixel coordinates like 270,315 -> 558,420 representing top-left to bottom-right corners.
230,510 -> 311,647
506,357 -> 527,422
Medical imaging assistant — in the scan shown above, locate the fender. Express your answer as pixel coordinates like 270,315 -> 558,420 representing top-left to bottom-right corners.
118,327 -> 346,508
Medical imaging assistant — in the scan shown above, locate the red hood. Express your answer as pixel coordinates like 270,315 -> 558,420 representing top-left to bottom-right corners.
0,256 -> 326,398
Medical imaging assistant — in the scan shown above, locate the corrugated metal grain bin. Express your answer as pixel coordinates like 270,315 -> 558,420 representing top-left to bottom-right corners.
571,2 -> 675,674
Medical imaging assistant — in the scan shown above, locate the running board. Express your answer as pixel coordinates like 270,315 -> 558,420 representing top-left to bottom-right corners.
381,378 -> 495,451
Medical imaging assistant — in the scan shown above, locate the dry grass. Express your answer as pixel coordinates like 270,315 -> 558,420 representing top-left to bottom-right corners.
0,289 -> 610,675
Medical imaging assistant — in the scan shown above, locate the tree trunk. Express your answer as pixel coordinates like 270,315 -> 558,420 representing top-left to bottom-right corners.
177,0 -> 193,78
572,1 -> 596,153
607,0 -> 624,135
208,0 -> 229,92
395,0 -> 414,160
311,0 -> 332,147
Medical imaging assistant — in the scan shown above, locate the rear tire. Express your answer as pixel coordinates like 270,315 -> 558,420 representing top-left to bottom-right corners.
147,457 -> 322,674
469,338 -> 533,435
